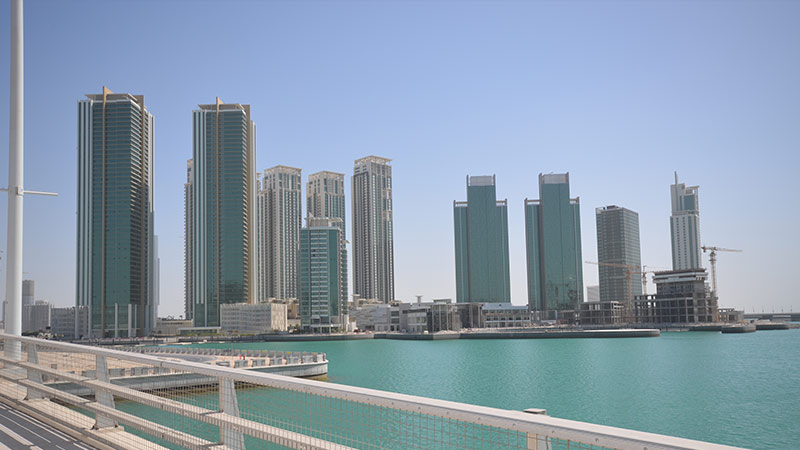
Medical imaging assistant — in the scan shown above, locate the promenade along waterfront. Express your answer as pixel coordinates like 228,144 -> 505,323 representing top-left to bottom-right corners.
146,329 -> 800,450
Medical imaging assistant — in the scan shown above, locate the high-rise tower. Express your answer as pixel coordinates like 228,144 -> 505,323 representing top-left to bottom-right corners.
525,173 -> 583,314
307,171 -> 346,228
307,171 -> 348,311
299,217 -> 347,332
670,172 -> 701,270
192,99 -> 256,327
76,87 -> 155,337
257,165 -> 302,301
22,279 -> 34,307
453,175 -> 510,303
351,156 -> 394,303
184,159 -> 194,321
596,205 -> 642,303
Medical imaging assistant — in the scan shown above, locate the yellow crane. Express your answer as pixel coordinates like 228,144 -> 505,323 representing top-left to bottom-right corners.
701,245 -> 742,296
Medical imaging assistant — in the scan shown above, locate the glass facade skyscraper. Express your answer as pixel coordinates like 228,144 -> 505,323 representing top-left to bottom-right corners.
670,172 -> 702,270
453,175 -> 511,303
192,99 -> 256,327
352,156 -> 394,303
299,217 -> 347,332
525,173 -> 583,313
184,159 -> 194,321
307,171 -> 348,311
76,87 -> 155,337
596,205 -> 642,303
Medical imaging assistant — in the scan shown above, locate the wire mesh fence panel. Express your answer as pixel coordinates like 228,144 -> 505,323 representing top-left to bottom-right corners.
0,336 -> 741,450
235,385 -> 531,450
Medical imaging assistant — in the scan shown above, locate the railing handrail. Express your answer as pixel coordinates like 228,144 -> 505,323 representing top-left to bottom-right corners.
0,333 -> 743,450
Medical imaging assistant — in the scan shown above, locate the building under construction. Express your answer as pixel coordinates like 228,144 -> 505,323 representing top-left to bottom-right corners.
579,301 -> 625,326
633,269 -> 718,324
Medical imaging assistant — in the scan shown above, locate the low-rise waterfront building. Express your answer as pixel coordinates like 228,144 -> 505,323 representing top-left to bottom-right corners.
22,300 -> 51,333
429,300 -> 462,332
373,304 -> 401,332
50,306 -> 89,340
154,318 -> 194,336
397,300 -> 483,333
718,308 -> 744,323
350,303 -> 401,332
482,303 -> 531,328
220,302 -> 288,334
633,269 -> 718,324
399,303 -> 431,333
579,301 -> 625,326
457,302 -> 484,330
349,306 -> 375,331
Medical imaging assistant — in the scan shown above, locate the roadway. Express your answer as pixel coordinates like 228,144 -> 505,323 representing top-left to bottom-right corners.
0,402 -> 95,450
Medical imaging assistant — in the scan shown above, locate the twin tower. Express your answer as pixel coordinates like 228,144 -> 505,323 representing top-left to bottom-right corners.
454,174 -> 583,314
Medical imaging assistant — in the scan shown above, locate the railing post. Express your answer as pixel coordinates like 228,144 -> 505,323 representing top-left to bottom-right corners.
219,377 -> 245,450
524,409 -> 549,450
23,342 -> 43,400
93,355 -> 117,429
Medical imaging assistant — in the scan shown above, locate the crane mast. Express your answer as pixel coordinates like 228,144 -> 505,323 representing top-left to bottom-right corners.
701,246 -> 742,297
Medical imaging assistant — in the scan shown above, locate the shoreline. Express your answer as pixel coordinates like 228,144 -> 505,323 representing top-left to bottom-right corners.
173,327 -> 661,343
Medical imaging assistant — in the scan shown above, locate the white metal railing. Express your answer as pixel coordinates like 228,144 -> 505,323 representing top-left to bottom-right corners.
0,333 -> 744,450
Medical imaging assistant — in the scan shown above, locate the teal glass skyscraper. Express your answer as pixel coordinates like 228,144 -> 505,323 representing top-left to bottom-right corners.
76,87 -> 155,337
307,171 -> 348,310
453,175 -> 511,303
192,99 -> 256,327
299,217 -> 347,332
525,173 -> 583,313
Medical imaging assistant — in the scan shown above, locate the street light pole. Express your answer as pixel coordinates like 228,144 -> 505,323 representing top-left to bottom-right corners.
5,0 -> 24,360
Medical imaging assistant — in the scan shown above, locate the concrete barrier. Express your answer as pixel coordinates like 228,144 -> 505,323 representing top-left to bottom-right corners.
131,367 -> 150,376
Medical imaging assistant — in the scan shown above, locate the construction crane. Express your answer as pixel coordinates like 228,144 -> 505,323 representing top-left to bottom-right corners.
585,261 -> 640,323
701,245 -> 742,296
640,265 -> 668,296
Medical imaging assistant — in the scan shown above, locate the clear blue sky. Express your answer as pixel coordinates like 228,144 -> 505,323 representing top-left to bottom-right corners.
0,0 -> 798,317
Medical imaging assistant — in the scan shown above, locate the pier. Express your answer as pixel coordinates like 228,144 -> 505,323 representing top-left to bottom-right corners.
33,346 -> 327,397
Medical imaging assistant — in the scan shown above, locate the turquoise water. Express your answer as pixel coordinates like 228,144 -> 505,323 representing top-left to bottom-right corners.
181,330 -> 800,449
